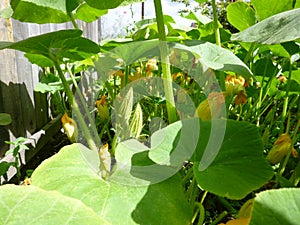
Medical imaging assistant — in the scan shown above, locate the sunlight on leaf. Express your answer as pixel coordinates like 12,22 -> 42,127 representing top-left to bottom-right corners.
232,8 -> 300,44
0,185 -> 108,224
249,188 -> 300,225
193,120 -> 273,200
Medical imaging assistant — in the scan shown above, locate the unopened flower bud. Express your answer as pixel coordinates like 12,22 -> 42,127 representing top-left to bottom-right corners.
96,96 -> 110,121
267,133 -> 293,164
61,113 -> 78,143
195,92 -> 226,120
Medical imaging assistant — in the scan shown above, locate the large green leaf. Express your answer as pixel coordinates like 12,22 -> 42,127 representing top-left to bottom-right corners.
10,0 -> 109,24
193,120 -> 273,200
249,188 -> 300,225
0,185 -> 108,224
10,0 -> 72,23
175,42 -> 254,79
251,0 -> 294,21
227,1 -> 256,31
0,30 -> 100,67
31,144 -> 193,224
232,8 -> 300,44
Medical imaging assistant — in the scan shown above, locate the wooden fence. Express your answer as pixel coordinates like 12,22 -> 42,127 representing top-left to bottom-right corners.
0,1 -> 102,156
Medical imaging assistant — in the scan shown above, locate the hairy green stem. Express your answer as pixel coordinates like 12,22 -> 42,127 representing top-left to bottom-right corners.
52,59 -> 97,151
282,61 -> 293,122
53,91 -> 65,113
256,57 -> 277,126
212,0 -> 221,46
67,66 -> 100,145
154,0 -> 177,123
68,12 -> 79,29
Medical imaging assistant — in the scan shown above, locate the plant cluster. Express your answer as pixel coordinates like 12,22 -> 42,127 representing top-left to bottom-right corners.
0,0 -> 299,224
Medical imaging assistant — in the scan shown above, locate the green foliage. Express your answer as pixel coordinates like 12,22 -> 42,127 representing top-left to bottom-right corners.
4,137 -> 30,182
232,8 -> 300,44
251,0 -> 294,21
0,0 -> 299,224
193,120 -> 273,200
10,0 -> 71,23
174,42 -> 254,79
74,3 -> 108,22
249,188 -> 300,225
226,1 -> 256,31
30,144 -> 193,224
0,113 -> 12,126
0,185 -> 109,225
0,30 -> 100,67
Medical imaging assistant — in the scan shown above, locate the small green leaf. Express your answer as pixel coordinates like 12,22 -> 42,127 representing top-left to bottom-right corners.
281,69 -> 300,93
182,11 -> 212,25
0,113 -> 12,126
227,1 -> 256,31
34,83 -> 63,93
253,57 -> 278,77
25,53 -> 54,67
0,185 -> 108,224
249,188 -> 300,225
0,162 -> 11,176
193,120 -> 273,200
232,8 -> 300,44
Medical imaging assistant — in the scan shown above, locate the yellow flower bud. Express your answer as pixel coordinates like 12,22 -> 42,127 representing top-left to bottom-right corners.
195,92 -> 226,121
267,133 -> 293,164
61,113 -> 78,143
98,143 -> 111,180
96,96 -> 109,121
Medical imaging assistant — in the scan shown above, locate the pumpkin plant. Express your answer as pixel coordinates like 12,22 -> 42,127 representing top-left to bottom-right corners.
0,0 -> 299,224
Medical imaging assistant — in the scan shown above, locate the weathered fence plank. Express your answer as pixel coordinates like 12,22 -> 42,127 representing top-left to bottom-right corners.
0,3 -> 103,156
